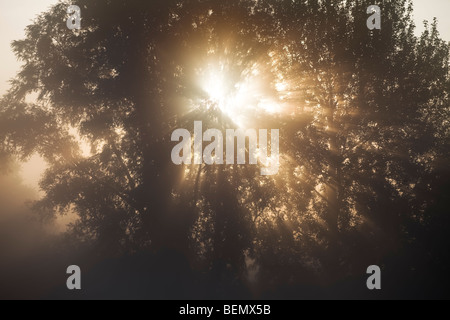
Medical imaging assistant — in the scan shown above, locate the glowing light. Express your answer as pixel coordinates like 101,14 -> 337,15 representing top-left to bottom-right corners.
204,70 -> 227,103
258,99 -> 281,114
199,61 -> 287,125
275,81 -> 288,92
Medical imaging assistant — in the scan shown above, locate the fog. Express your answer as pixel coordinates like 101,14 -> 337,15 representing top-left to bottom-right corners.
0,158 -> 62,299
0,0 -> 449,300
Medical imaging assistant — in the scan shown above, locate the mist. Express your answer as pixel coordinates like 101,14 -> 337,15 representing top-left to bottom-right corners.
0,157 -> 62,299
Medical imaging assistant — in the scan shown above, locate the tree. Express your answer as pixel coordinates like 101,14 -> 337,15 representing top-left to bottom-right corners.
254,0 -> 450,293
1,0 -> 448,298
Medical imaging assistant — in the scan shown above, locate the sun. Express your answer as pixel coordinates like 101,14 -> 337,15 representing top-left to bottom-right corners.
204,69 -> 228,103
199,62 -> 285,127
201,64 -> 234,116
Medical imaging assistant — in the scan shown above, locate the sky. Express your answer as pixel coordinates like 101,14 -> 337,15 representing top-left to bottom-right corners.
0,0 -> 450,190
413,0 -> 450,40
